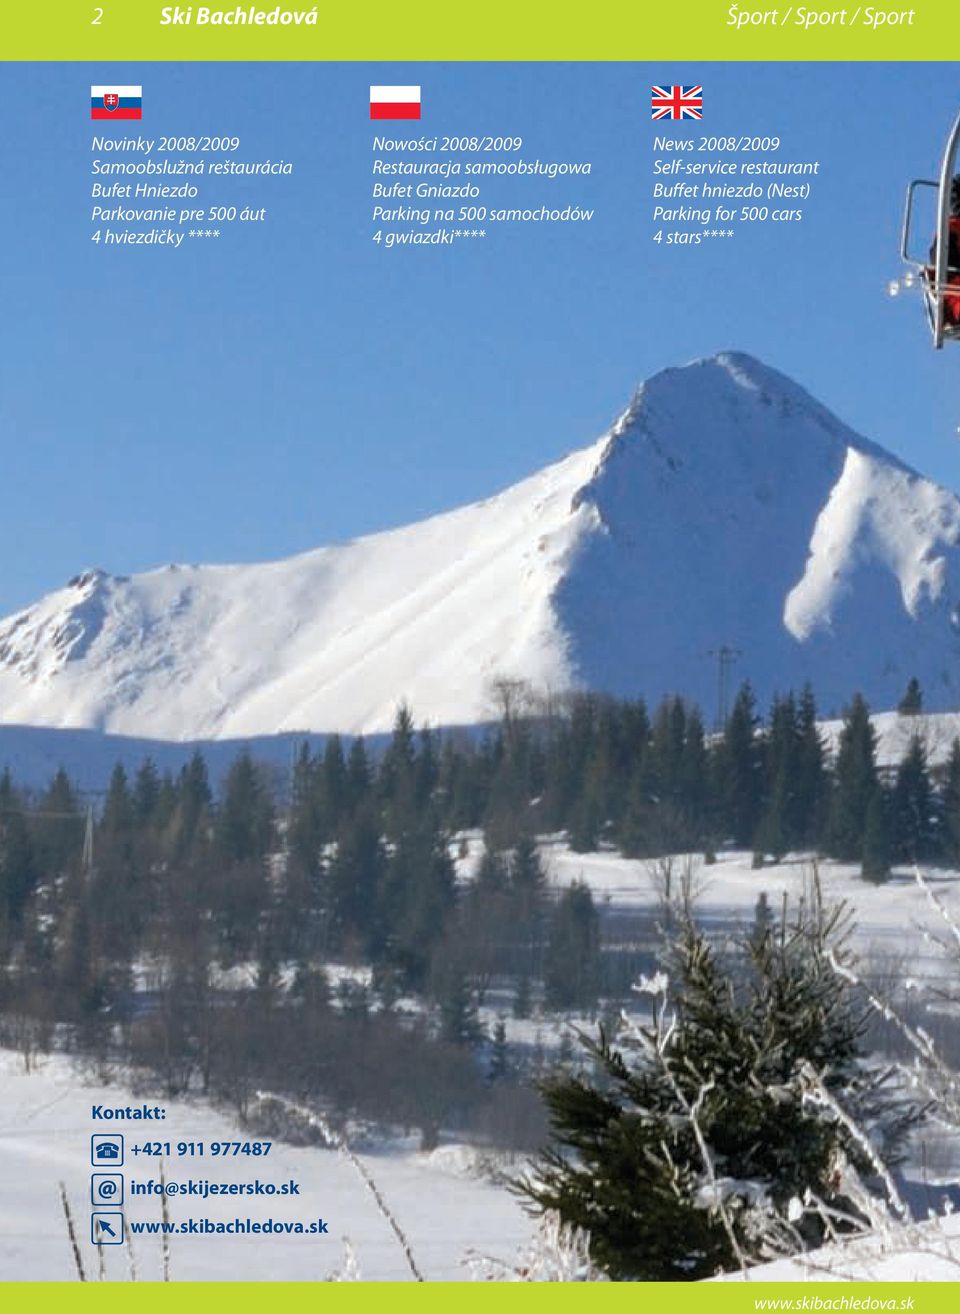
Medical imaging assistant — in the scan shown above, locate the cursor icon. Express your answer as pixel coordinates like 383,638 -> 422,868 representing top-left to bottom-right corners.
91,1211 -> 123,1245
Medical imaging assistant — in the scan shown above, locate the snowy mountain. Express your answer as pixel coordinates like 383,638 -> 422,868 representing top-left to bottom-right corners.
3,350 -> 960,741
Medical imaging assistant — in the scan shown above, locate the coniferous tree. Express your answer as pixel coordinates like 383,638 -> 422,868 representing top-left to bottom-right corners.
544,882 -> 600,1011
940,739 -> 960,865
861,789 -> 892,883
320,735 -> 348,829
897,677 -> 923,717
437,967 -> 483,1047
24,768 -> 80,881
510,834 -> 546,916
486,713 -> 536,851
274,852 -> 319,962
153,771 -> 178,838
346,736 -> 371,812
544,695 -> 599,842
43,767 -> 77,815
610,702 -> 652,849
750,890 -> 775,947
594,701 -> 632,829
795,684 -> 827,847
618,768 -> 652,858
507,834 -> 547,982
826,694 -> 879,861
438,734 -> 483,831
326,803 -> 386,954
415,727 -> 439,812
623,699 -> 652,765
475,844 -> 509,895
290,962 -> 330,1013
649,697 -> 687,809
216,752 -> 274,863
380,704 -> 418,839
456,856 -> 509,1005
0,771 -> 37,930
132,758 -> 161,829
521,898 -> 917,1280
567,781 -> 603,853
209,856 -> 270,962
891,734 -> 933,862
102,763 -> 133,834
717,683 -> 763,847
55,878 -> 106,1024
489,1016 -> 510,1082
288,744 -> 322,872
754,768 -> 790,862
174,751 -> 212,855
755,693 -> 799,858
679,705 -> 709,840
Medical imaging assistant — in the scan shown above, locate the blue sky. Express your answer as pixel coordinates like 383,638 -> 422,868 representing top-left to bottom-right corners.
1,60 -> 959,616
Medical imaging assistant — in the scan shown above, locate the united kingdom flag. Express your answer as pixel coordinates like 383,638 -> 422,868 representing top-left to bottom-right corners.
651,85 -> 703,121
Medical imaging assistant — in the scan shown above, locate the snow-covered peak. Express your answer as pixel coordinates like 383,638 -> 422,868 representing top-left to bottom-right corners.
599,351 -> 909,478
1,352 -> 959,739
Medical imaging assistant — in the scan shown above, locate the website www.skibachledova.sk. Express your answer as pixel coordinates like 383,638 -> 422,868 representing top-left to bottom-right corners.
753,1300 -> 916,1311
129,1216 -> 329,1236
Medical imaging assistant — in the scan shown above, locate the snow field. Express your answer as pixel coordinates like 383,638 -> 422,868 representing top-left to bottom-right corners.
0,1050 -> 535,1282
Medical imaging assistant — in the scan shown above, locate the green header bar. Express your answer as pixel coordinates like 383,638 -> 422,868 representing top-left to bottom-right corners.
17,1281 -> 960,1310
1,0 -> 951,60
12,1284 -> 960,1309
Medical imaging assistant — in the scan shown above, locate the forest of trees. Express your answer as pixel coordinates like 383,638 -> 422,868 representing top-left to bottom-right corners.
0,677 -> 956,1147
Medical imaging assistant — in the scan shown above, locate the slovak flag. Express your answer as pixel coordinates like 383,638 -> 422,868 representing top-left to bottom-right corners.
369,85 -> 421,121
91,85 -> 142,121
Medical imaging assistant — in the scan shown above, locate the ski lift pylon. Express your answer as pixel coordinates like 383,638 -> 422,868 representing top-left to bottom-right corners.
901,109 -> 960,348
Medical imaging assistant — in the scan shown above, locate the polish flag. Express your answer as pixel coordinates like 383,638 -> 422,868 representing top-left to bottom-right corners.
370,85 -> 421,121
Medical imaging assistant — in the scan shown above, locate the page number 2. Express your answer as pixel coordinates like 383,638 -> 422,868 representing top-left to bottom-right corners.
92,7 -> 103,23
